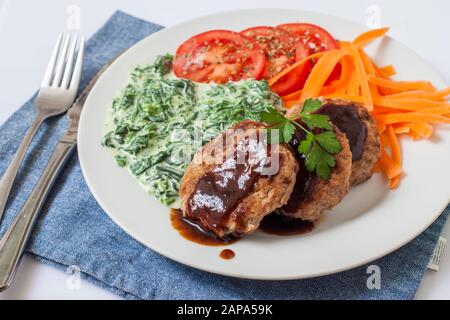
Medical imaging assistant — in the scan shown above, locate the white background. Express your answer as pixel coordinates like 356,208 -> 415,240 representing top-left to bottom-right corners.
0,0 -> 449,299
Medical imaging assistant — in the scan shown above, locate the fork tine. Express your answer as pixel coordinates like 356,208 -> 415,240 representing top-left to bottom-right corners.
51,34 -> 71,87
40,33 -> 63,87
61,34 -> 78,89
69,36 -> 85,91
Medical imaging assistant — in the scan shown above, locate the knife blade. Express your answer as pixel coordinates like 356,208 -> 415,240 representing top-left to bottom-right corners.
0,54 -> 121,292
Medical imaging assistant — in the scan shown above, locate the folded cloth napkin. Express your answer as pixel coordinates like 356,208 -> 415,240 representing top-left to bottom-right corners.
0,11 -> 448,300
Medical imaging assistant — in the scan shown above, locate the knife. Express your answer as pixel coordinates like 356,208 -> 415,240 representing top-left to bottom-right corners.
0,55 -> 120,291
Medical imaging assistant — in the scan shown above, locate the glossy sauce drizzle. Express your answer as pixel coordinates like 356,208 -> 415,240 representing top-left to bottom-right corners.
170,209 -> 239,246
187,135 -> 274,235
219,249 -> 235,260
280,125 -> 313,214
259,213 -> 314,236
316,103 -> 367,161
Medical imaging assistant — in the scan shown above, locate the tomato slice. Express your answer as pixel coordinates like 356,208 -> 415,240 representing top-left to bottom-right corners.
277,23 -> 339,87
277,23 -> 339,59
240,26 -> 297,79
173,30 -> 266,84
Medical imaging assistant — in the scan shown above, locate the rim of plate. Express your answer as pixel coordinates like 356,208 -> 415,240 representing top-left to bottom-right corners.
78,8 -> 450,280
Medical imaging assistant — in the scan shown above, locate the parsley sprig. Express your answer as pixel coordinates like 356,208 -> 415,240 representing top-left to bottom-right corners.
260,99 -> 341,180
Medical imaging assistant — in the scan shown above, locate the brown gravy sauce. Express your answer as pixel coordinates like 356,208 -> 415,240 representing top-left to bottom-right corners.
219,249 -> 235,260
171,209 -> 315,247
316,103 -> 367,161
170,209 -> 239,246
186,135 -> 274,235
259,213 -> 314,236
280,126 -> 313,214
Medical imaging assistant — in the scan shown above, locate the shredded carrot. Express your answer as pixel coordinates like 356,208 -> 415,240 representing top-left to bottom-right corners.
386,125 -> 401,165
377,65 -> 396,78
407,122 -> 433,139
266,26 -> 450,189
342,42 -> 373,109
352,27 -> 390,47
422,88 -> 450,100
268,50 -> 331,86
378,149 -> 402,179
393,124 -> 410,134
384,90 -> 427,100
372,97 -> 450,111
376,121 -> 386,134
367,75 -> 435,92
389,176 -> 400,189
300,50 -> 347,101
375,112 -> 450,124
358,48 -> 379,97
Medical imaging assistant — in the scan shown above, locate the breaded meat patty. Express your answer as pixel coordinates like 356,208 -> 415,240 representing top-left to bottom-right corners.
179,120 -> 298,238
287,98 -> 380,186
279,124 -> 352,221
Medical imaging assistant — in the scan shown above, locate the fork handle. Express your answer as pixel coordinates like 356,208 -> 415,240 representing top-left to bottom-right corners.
0,139 -> 75,291
0,114 -> 47,222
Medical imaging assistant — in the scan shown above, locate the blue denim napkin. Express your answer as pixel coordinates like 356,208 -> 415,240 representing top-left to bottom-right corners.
0,11 -> 448,300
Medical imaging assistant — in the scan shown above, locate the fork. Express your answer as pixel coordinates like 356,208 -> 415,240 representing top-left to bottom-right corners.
0,33 -> 84,222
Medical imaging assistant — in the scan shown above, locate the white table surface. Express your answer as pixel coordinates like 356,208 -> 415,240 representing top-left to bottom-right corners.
0,0 -> 449,300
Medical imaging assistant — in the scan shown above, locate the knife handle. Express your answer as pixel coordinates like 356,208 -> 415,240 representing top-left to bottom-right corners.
0,139 -> 76,291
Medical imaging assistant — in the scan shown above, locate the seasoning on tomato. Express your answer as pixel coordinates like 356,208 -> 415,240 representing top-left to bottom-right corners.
172,30 -> 266,84
277,23 -> 339,60
240,26 -> 297,79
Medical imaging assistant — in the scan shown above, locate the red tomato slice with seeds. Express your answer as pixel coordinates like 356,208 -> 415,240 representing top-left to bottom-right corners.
240,26 -> 297,79
173,30 -> 265,84
271,43 -> 312,96
277,23 -> 339,88
277,23 -> 339,59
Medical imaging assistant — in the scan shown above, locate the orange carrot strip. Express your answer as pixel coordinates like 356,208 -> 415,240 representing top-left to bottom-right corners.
268,50 -> 332,86
358,48 -> 379,96
377,65 -> 396,78
375,112 -> 450,124
284,99 -> 298,108
344,43 -> 373,109
372,106 -> 405,115
389,176 -> 401,189
282,89 -> 303,101
422,106 -> 450,115
333,55 -> 354,93
373,97 -> 450,111
386,125 -> 401,165
367,75 -> 436,92
346,71 -> 360,95
378,149 -> 402,179
393,124 -> 410,134
376,121 -> 386,134
422,87 -> 450,100
407,122 -> 433,139
300,49 -> 347,101
352,27 -> 390,47
384,90 -> 427,100
380,131 -> 390,147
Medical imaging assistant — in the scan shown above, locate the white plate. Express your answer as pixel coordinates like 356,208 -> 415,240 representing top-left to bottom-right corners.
78,9 -> 450,280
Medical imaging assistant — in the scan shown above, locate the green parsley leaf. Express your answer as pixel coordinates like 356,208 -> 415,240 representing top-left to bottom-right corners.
261,107 -> 295,144
314,131 -> 342,154
305,141 -> 336,180
282,122 -> 295,143
298,133 -> 314,154
301,113 -> 332,130
260,107 -> 286,125
301,98 -> 323,113
258,102 -> 342,181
